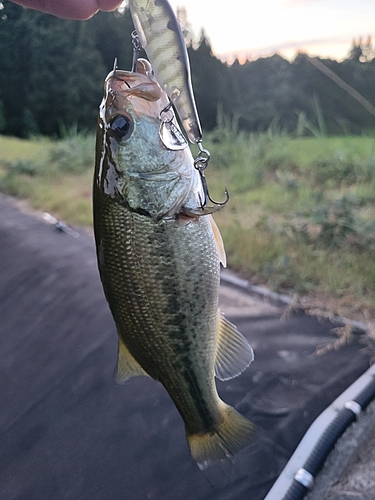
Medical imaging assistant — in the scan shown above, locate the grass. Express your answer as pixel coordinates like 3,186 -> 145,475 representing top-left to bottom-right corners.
0,133 -> 94,226
203,129 -> 375,317
0,135 -> 51,162
1,130 -> 375,319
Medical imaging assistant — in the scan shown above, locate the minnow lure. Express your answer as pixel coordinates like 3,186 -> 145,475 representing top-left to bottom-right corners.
129,0 -> 202,145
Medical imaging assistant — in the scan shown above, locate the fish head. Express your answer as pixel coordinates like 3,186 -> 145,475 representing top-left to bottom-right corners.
95,60 -> 202,219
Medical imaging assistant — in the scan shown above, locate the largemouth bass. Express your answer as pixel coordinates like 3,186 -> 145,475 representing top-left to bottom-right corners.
93,60 -> 256,468
129,0 -> 202,144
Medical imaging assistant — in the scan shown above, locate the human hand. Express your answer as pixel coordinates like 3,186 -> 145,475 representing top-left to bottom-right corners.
10,0 -> 124,20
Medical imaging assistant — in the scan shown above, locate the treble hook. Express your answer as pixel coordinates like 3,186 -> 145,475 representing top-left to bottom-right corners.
159,100 -> 174,123
158,100 -> 188,151
197,170 -> 230,209
194,142 -> 229,209
113,57 -> 119,79
131,31 -> 142,72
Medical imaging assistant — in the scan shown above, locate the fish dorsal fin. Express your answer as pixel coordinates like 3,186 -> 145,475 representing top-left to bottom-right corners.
116,338 -> 150,383
209,215 -> 227,268
215,311 -> 254,381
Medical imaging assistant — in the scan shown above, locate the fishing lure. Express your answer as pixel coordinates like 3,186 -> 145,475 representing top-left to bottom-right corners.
129,0 -> 229,209
129,0 -> 201,144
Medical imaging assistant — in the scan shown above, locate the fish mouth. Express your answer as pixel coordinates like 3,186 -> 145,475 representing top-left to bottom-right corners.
103,60 -> 188,152
108,70 -> 162,102
103,59 -> 171,122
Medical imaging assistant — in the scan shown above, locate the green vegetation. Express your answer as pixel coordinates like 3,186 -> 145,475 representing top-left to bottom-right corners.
204,130 -> 375,315
1,132 -> 375,318
0,133 -> 94,226
1,1 -> 375,138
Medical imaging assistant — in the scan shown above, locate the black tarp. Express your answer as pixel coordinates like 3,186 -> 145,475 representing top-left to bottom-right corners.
0,194 -> 372,499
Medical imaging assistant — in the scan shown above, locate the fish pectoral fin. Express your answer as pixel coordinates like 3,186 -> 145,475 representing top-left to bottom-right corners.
214,310 -> 254,381
116,338 -> 150,383
209,215 -> 226,268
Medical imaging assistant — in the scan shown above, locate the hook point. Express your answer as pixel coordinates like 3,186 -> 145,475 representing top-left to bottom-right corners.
113,57 -> 119,79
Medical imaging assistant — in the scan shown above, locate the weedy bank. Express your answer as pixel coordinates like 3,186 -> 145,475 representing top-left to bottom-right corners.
0,133 -> 93,226
1,130 -> 375,317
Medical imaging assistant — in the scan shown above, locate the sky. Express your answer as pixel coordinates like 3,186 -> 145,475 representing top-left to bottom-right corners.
163,0 -> 375,62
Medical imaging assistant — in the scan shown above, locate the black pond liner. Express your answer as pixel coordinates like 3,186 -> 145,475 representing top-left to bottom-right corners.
0,193 -> 373,500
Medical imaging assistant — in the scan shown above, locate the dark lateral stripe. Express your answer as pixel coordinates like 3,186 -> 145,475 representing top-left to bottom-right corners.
182,368 -> 216,431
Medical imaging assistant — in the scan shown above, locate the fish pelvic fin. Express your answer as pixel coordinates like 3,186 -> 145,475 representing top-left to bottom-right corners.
209,215 -> 226,268
187,402 -> 258,470
214,311 -> 254,381
116,338 -> 150,383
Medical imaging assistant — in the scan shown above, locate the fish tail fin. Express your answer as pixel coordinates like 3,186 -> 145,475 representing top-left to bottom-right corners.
186,402 -> 258,470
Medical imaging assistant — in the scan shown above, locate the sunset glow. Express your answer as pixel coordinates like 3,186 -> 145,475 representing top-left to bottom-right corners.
165,0 -> 375,61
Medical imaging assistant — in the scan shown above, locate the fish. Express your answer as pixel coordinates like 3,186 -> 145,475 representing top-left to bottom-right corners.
129,0 -> 202,144
93,59 -> 257,469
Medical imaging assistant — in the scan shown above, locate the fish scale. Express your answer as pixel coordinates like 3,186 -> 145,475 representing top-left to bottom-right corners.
96,202 -> 220,431
93,66 -> 257,468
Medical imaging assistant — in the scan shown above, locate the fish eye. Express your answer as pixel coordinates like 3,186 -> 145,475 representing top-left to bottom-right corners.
109,115 -> 133,141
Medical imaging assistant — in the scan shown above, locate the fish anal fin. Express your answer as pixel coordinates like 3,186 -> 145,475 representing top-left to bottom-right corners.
209,215 -> 226,268
116,338 -> 150,383
187,402 -> 258,469
214,310 -> 254,381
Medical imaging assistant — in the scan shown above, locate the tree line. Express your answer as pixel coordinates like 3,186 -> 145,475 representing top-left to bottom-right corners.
1,0 -> 375,138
